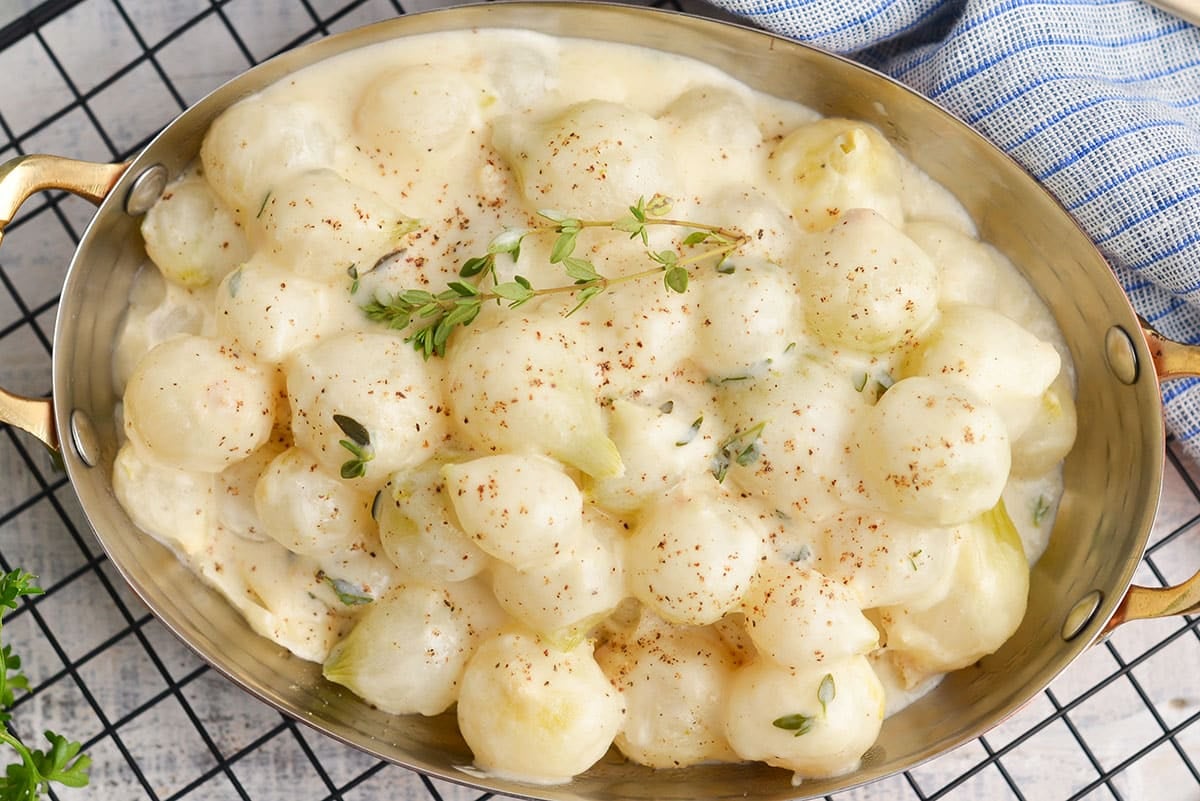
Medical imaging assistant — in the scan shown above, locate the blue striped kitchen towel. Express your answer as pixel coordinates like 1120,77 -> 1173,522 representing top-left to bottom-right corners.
708,0 -> 1200,460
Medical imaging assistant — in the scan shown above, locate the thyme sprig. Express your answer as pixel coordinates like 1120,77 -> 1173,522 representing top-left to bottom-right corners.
362,195 -> 747,358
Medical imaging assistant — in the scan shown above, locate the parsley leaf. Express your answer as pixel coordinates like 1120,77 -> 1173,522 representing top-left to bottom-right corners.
0,571 -> 90,800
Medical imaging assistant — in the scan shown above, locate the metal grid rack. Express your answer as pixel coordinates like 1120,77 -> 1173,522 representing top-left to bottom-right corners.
0,1 -> 1196,799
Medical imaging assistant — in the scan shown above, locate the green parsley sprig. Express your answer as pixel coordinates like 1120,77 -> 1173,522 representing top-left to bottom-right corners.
361,195 -> 747,358
0,570 -> 91,801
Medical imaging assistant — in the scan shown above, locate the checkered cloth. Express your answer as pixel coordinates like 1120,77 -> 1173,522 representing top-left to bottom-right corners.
709,0 -> 1200,460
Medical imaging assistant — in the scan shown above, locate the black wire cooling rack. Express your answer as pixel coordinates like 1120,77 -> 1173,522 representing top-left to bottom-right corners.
0,1 -> 1197,799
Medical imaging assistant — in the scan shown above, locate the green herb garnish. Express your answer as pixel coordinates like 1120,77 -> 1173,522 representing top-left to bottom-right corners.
360,195 -> 746,358
333,414 -> 374,480
712,421 -> 767,482
321,574 -> 373,606
854,371 -> 894,400
1033,495 -> 1051,526
346,264 -> 359,295
772,713 -> 816,737
256,191 -> 272,219
676,416 -> 703,447
817,673 -> 836,715
873,372 -> 895,401
0,570 -> 90,800
774,673 -> 836,739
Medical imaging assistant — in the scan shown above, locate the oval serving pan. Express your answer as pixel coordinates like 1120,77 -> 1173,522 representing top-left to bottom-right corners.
0,4 -> 1197,799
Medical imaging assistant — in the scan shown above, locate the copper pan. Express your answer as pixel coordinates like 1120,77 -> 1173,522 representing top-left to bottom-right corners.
0,4 -> 1196,799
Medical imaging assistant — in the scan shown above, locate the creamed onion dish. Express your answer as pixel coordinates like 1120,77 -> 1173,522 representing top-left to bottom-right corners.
110,28 -> 1077,785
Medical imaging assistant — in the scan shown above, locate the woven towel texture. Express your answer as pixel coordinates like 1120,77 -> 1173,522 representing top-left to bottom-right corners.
711,0 -> 1200,456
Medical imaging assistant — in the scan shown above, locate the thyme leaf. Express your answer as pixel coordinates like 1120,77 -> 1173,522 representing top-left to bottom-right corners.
651,249 -> 678,267
676,416 -> 703,447
550,230 -> 579,263
334,414 -> 374,479
566,284 -> 604,317
664,266 -> 689,293
817,673 -> 836,716
853,371 -> 894,401
488,227 -> 529,259
321,573 -> 373,606
908,549 -> 924,570
1033,495 -> 1051,526
493,278 -> 536,306
460,255 -> 491,277
772,713 -> 816,737
644,193 -> 673,216
873,372 -> 895,401
562,256 -> 600,283
333,414 -> 370,447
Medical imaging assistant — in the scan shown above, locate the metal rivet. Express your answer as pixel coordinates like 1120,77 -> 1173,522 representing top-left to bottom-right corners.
1062,589 -> 1104,641
124,163 -> 168,216
69,409 -> 100,468
1104,325 -> 1139,385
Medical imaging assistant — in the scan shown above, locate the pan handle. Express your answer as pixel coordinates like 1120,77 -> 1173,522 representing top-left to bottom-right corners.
1097,319 -> 1200,634
1142,321 -> 1200,379
0,154 -> 129,450
1104,574 -> 1200,633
